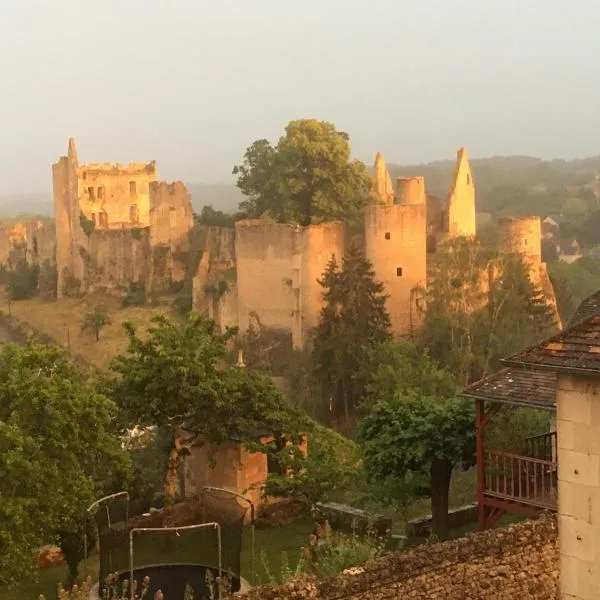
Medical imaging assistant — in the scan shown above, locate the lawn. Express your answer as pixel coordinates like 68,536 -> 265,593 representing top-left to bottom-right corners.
0,288 -> 171,370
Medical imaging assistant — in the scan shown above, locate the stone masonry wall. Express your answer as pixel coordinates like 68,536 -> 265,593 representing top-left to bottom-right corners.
238,515 -> 558,600
556,374 -> 600,599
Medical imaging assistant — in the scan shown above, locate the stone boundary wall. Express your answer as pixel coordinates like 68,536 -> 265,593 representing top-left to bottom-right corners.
238,514 -> 558,600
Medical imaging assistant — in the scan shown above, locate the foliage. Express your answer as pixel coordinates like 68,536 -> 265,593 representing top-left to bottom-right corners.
548,257 -> 600,324
263,422 -> 361,508
484,406 -> 553,454
78,213 -> 95,236
0,342 -> 130,586
312,245 -> 391,425
121,282 -> 146,308
60,268 -> 82,299
358,393 -> 475,541
38,260 -> 58,300
233,119 -> 372,227
418,237 -> 556,385
109,312 -> 302,506
196,204 -> 238,227
6,258 -> 39,300
81,305 -> 111,342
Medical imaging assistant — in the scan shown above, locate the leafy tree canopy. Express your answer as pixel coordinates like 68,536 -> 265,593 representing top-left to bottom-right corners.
110,312 -> 302,506
0,343 -> 129,585
312,245 -> 391,425
233,119 -> 372,226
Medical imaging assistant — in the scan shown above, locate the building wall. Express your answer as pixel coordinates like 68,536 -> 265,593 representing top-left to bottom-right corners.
365,203 -> 426,336
238,515 -> 558,600
396,176 -> 425,205
147,181 -> 195,295
447,147 -> 476,238
78,161 -> 157,229
53,148 -> 87,298
86,228 -> 150,292
556,374 -> 600,600
235,220 -> 346,348
497,215 -> 562,328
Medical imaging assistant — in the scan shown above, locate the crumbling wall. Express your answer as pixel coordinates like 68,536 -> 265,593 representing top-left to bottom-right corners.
85,228 -> 150,292
147,181 -> 194,296
78,161 -> 157,229
235,220 -> 346,348
396,176 -> 426,205
0,228 -> 11,266
497,216 -> 561,328
24,221 -> 56,266
447,147 -> 476,238
53,141 -> 87,298
365,203 -> 427,337
238,514 -> 558,600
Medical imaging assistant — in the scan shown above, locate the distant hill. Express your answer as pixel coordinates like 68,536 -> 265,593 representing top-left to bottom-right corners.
0,194 -> 53,219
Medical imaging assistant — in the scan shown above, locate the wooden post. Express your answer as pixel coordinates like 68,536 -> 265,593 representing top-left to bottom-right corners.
476,399 -> 486,531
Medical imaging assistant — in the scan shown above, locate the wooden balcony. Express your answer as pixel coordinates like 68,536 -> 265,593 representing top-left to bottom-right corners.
484,448 -> 557,511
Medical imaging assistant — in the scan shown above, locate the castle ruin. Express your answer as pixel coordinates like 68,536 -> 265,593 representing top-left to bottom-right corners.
0,139 -> 561,346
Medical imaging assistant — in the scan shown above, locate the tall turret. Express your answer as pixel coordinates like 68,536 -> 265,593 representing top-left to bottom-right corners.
447,147 -> 476,237
372,152 -> 395,204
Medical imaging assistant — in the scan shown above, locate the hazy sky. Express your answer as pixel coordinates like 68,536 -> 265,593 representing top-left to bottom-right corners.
1,0 -> 598,194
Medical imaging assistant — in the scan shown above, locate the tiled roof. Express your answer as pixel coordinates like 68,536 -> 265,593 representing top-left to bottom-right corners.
567,291 -> 600,328
502,314 -> 600,376
462,367 -> 556,410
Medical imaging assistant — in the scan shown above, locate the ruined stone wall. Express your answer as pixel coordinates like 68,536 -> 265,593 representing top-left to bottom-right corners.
53,148 -> 87,298
85,228 -> 150,292
147,181 -> 194,296
556,374 -> 600,600
25,221 -> 56,266
497,216 -> 561,328
396,176 -> 426,205
447,147 -> 476,238
235,220 -> 346,348
365,203 -> 426,336
0,228 -> 11,266
238,515 -> 558,600
78,161 -> 157,229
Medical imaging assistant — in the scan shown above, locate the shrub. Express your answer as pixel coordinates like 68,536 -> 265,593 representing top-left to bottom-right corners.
81,305 -> 111,342
7,260 -> 39,300
122,282 -> 146,307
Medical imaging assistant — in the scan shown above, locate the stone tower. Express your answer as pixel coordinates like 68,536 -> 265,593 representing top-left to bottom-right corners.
372,152 -> 395,204
497,215 -> 562,328
365,153 -> 427,337
447,147 -> 476,237
53,138 -> 87,298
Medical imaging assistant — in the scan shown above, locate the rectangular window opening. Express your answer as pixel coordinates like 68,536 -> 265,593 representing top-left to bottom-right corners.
88,186 -> 95,200
385,232 -> 391,240
129,181 -> 137,197
396,267 -> 403,277
129,205 -> 139,222
97,186 -> 105,200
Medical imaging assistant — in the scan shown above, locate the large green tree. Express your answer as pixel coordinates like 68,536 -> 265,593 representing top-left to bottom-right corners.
417,237 -> 557,385
110,312 -> 299,507
0,343 -> 129,586
357,342 -> 475,540
312,245 -> 391,426
233,119 -> 372,226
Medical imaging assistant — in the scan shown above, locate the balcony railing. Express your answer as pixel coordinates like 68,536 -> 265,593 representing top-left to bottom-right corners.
525,431 -> 557,462
484,449 -> 557,509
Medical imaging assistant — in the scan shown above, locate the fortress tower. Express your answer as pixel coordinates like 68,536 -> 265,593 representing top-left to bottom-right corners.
365,153 -> 427,337
447,147 -> 476,237
53,138 -> 87,298
497,215 -> 561,328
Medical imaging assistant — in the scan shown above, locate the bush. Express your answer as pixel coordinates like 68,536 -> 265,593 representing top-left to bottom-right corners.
81,305 -> 111,342
7,260 -> 39,300
38,260 -> 58,300
121,282 -> 146,307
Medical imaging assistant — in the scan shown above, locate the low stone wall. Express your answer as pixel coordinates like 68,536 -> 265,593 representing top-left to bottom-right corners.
238,514 -> 558,600
405,502 -> 478,538
315,502 -> 392,537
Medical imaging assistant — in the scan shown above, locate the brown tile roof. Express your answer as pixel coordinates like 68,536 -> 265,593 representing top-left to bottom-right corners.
502,314 -> 600,376
567,290 -> 600,328
462,367 -> 556,410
